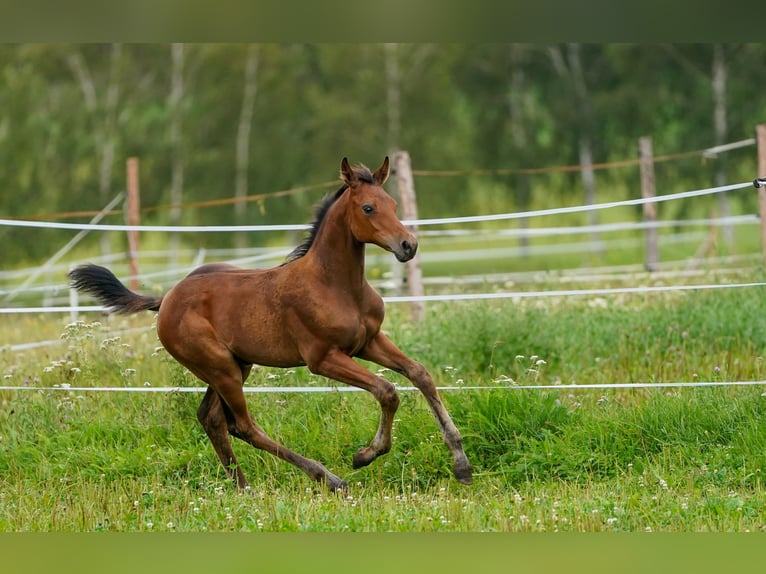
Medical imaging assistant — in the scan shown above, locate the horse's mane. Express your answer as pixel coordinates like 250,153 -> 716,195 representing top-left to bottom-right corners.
285,164 -> 375,262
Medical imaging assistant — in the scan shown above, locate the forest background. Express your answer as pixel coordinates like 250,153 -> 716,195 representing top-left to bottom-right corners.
1,43 -> 764,265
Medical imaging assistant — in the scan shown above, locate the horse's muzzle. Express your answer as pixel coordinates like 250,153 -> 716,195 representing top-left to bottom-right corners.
394,238 -> 418,262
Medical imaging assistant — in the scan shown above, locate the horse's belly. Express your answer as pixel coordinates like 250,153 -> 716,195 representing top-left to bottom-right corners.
223,317 -> 305,368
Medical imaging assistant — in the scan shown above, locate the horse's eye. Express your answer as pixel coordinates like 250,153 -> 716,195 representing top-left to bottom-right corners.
362,204 -> 374,215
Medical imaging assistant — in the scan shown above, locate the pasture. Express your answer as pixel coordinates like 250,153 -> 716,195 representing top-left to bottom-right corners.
2,273 -> 766,532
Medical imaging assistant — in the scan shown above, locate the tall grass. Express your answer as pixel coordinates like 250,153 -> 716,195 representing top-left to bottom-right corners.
2,277 -> 766,531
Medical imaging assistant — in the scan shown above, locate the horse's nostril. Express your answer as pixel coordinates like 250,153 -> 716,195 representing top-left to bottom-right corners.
402,240 -> 411,253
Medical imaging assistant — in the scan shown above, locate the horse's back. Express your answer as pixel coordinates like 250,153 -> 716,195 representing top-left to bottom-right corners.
186,262 -> 240,277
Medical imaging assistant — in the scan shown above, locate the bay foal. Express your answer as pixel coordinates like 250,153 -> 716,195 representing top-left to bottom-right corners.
69,157 -> 472,491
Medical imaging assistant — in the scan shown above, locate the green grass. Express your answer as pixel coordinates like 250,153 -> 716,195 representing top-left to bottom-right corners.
2,275 -> 766,531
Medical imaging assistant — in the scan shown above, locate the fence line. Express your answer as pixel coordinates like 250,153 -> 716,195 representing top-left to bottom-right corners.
1,380 -> 765,395
4,281 -> 764,315
0,181 -> 754,234
1,178 -> 760,312
0,232 -> 710,297
381,281 -> 766,303
3,213 -> 754,291
412,139 -> 757,177
11,137 -> 756,223
17,180 -> 340,222
3,240 -> 754,306
407,181 -> 753,226
420,214 -> 758,238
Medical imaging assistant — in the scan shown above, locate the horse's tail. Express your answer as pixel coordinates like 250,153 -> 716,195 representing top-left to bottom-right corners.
68,264 -> 162,315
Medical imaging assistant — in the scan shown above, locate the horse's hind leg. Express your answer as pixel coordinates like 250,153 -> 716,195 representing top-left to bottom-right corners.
173,336 -> 348,491
359,332 -> 473,485
197,388 -> 249,489
213,381 -> 348,492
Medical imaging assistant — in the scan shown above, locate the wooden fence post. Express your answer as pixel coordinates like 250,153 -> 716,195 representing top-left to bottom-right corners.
757,125 -> 766,269
392,151 -> 425,322
639,136 -> 659,272
69,271 -> 79,322
126,157 -> 141,291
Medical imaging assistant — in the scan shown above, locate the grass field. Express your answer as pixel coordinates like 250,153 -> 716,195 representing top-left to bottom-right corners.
2,269 -> 766,532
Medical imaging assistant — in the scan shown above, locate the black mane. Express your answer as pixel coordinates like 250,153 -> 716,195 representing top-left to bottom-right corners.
285,164 -> 375,262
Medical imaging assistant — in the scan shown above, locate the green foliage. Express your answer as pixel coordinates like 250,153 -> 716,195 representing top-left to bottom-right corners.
2,44 -> 765,266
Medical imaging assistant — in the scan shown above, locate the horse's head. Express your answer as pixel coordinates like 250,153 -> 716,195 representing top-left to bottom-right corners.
341,156 -> 418,262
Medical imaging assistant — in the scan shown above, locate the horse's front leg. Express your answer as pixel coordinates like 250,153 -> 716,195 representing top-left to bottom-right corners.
359,332 -> 473,485
306,348 -> 400,469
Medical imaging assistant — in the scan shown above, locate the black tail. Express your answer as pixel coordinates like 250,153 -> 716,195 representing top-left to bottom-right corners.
68,264 -> 162,315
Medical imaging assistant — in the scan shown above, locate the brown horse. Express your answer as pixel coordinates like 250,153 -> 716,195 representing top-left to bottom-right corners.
68,157 -> 472,491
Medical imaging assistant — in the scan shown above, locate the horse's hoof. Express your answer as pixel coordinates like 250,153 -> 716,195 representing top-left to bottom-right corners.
327,476 -> 349,493
352,447 -> 374,469
454,461 -> 473,485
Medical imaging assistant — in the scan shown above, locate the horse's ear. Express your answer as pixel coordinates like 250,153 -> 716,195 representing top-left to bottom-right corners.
340,157 -> 356,186
373,156 -> 390,185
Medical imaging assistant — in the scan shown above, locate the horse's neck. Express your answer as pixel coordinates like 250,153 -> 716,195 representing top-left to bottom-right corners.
304,205 -> 367,290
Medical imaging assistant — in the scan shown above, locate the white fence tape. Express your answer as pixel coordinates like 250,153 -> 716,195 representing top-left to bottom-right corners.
0,181 -> 754,233
2,177 -> 763,398
2,281 -> 764,315
1,380 -> 765,394
407,181 -> 754,226
383,281 -> 766,303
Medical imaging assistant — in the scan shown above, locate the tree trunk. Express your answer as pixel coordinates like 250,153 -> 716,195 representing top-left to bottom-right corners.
385,43 -> 404,291
566,43 -> 603,259
508,44 -> 531,256
712,44 -> 732,245
99,44 -> 122,256
234,44 -> 260,250
66,44 -> 122,257
384,43 -> 401,153
168,43 -> 185,265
